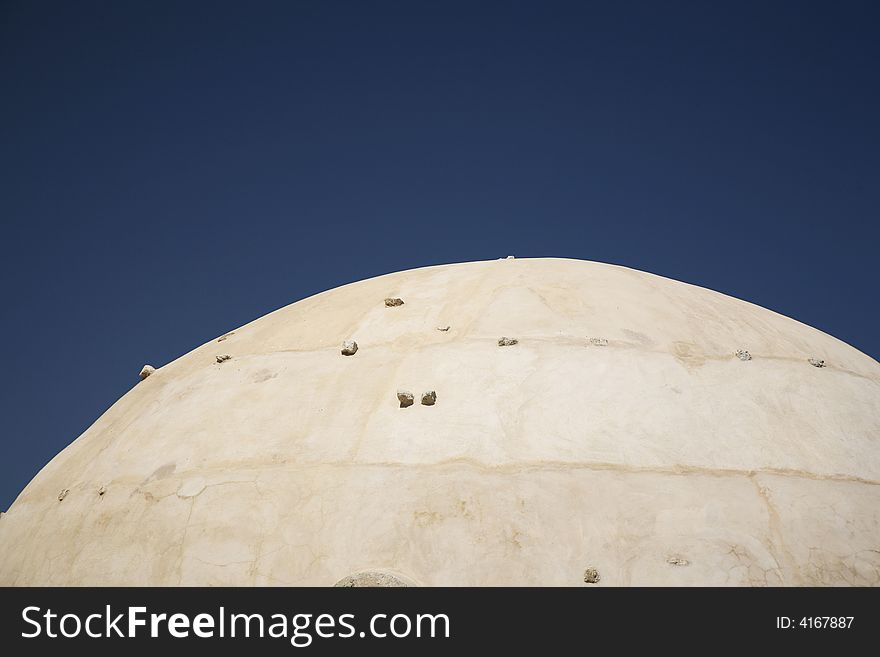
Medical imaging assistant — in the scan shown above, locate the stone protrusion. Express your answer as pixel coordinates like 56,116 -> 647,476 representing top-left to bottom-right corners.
421,390 -> 437,406
583,568 -> 600,584
139,365 -> 156,380
437,326 -> 450,332
98,486 -> 106,497
808,358 -> 826,368
335,572 -> 410,587
216,354 -> 232,364
58,489 -> 69,502
589,337 -> 608,347
667,556 -> 689,566
397,390 -> 414,408
341,340 -> 358,356
385,298 -> 404,307
498,337 -> 518,347
217,332 -> 235,342
735,349 -> 752,361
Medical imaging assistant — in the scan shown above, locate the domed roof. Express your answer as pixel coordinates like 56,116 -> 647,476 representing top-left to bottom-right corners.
1,258 -> 878,585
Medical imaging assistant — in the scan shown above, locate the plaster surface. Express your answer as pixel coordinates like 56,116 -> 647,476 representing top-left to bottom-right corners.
1,258 -> 878,585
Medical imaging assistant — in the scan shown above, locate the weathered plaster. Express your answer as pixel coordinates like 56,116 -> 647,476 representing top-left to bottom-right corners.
1,258 -> 878,585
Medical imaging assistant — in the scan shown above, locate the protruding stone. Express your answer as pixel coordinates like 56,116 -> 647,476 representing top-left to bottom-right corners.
216,354 -> 232,364
505,255 -> 515,259
808,358 -> 826,368
436,326 -> 450,332
735,349 -> 752,361
589,337 -> 608,347
341,340 -> 358,356
385,298 -> 404,307
139,365 -> 156,380
217,332 -> 234,342
421,390 -> 436,406
667,556 -> 689,566
498,337 -> 518,347
583,568 -> 600,584
335,571 -> 410,587
397,390 -> 414,408
58,489 -> 69,502
98,486 -> 106,497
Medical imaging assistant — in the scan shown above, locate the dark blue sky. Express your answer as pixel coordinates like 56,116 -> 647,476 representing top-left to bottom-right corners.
1,1 -> 878,510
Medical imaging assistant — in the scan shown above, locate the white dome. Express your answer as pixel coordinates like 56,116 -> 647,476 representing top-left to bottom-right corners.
1,258 -> 878,585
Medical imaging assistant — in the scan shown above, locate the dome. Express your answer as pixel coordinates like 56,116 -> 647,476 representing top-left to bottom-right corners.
1,258 -> 878,586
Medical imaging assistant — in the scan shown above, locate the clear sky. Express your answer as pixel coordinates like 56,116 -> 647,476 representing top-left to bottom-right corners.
1,1 -> 878,510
